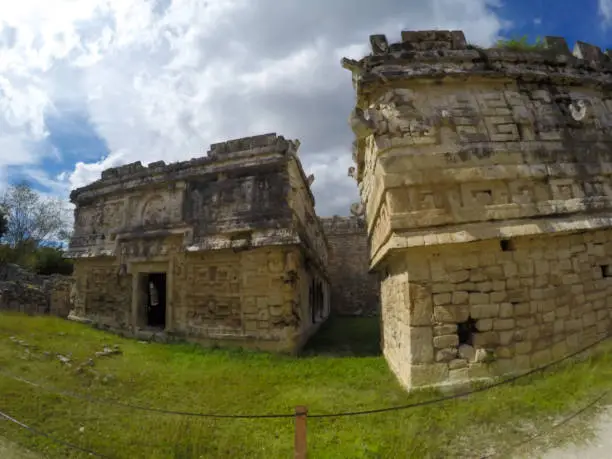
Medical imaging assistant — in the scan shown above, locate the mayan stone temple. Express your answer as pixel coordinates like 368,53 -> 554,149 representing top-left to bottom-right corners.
66,134 -> 331,353
342,31 -> 612,389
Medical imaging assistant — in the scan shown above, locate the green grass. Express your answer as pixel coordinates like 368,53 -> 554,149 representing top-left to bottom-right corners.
0,312 -> 611,458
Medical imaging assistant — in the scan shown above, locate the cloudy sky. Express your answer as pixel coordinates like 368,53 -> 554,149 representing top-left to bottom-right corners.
1,0 -> 611,218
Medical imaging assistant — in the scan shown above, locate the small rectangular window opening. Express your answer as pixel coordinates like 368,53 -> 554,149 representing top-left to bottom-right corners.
500,239 -> 515,252
601,265 -> 611,278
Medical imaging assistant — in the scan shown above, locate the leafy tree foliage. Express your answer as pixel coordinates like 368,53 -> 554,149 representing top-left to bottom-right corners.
0,182 -> 73,275
0,181 -> 71,248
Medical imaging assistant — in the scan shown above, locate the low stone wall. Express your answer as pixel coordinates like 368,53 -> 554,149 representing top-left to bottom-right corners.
320,216 -> 380,316
0,263 -> 74,318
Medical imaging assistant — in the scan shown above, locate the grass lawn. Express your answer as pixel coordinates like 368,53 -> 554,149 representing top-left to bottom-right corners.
0,312 -> 611,458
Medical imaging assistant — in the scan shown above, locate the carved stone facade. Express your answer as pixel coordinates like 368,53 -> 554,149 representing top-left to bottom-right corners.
66,133 -> 331,353
343,30 -> 612,389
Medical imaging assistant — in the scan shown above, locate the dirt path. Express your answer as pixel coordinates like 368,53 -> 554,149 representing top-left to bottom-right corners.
529,406 -> 612,459
0,436 -> 41,459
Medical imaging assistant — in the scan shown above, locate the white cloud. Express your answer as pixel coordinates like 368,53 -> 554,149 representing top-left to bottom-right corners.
0,0 -> 507,216
600,0 -> 612,26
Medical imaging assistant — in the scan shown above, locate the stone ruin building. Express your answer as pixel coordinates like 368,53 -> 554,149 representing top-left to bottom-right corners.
342,30 -> 612,389
65,134 -> 336,353
63,27 -> 612,392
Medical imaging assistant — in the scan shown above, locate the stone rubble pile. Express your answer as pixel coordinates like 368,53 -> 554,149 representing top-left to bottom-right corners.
0,263 -> 74,317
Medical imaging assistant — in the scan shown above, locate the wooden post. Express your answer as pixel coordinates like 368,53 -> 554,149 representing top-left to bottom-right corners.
294,405 -> 308,459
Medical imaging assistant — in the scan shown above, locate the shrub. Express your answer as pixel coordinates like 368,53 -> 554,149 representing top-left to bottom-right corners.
495,35 -> 545,51
33,247 -> 73,276
0,244 -> 73,276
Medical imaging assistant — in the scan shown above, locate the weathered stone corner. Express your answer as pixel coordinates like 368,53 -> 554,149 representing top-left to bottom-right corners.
344,29 -> 612,390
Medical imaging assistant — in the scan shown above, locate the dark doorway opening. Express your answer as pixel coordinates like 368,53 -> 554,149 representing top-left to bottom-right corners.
146,272 -> 167,328
458,316 -> 478,346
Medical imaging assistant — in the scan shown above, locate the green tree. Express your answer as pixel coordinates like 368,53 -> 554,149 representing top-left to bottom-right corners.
0,181 -> 71,249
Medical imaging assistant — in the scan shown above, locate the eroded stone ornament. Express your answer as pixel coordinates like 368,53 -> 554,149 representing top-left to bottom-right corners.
569,99 -> 588,121
347,166 -> 357,179
307,174 -> 315,186
350,202 -> 365,217
349,107 -> 377,139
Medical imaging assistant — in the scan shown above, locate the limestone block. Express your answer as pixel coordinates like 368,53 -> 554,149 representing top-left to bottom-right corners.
531,349 -> 552,366
476,281 -> 493,293
458,344 -> 476,361
476,318 -> 493,332
499,328 -> 518,344
435,348 -> 458,362
514,303 -> 531,316
503,262 -> 518,277
499,303 -> 514,318
551,341 -> 569,360
433,305 -> 469,323
596,319 -> 610,334
553,319 -> 565,334
583,311 -> 597,327
410,327 -> 434,363
409,283 -> 433,326
433,293 -> 452,306
449,270 -> 470,283
449,359 -> 468,370
490,291 -> 507,303
515,341 -> 532,355
434,324 -> 457,336
452,291 -> 469,304
472,331 -> 499,347
411,363 -> 450,387
491,358 -> 516,375
513,355 -> 532,371
513,329 -> 527,342
565,318 -> 582,332
542,311 -> 556,323
469,292 -> 490,305
497,346 -> 514,359
470,270 -> 488,283
470,303 -> 500,319
555,305 -> 571,319
448,367 -> 469,381
433,334 -> 459,349
431,282 -> 455,293
467,363 -> 491,379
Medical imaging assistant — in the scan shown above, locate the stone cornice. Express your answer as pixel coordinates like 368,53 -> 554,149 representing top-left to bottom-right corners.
70,133 -> 302,203
342,31 -> 612,105
370,212 -> 612,268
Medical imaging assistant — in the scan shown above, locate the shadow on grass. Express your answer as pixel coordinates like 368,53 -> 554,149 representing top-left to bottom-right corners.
300,316 -> 382,357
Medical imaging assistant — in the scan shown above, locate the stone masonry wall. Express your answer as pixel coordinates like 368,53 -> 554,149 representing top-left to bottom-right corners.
320,216 -> 379,316
383,230 -> 612,388
173,246 -> 309,352
71,244 -> 327,353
